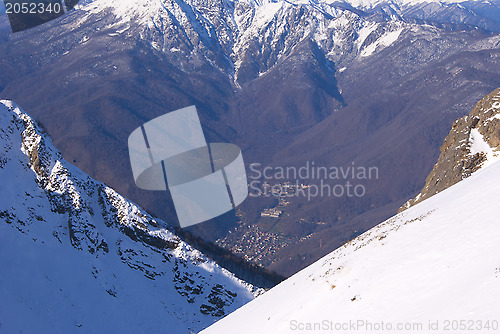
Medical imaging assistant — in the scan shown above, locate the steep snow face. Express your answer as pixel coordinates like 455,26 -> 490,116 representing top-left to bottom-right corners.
0,101 -> 259,334
201,158 -> 500,333
359,25 -> 403,57
469,128 -> 499,166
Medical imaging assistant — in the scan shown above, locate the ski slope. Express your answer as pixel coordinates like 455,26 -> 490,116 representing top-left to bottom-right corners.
201,159 -> 500,333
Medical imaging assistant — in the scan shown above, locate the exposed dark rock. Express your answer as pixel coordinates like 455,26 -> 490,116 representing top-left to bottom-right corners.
400,88 -> 500,211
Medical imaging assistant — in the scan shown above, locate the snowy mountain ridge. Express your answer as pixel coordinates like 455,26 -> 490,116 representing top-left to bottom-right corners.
70,0 -> 500,84
0,100 -> 261,333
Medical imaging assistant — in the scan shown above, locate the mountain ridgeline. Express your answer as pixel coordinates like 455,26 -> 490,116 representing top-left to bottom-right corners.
0,100 -> 264,333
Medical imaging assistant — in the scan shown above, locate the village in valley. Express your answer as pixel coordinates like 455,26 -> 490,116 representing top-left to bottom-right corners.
216,181 -> 325,266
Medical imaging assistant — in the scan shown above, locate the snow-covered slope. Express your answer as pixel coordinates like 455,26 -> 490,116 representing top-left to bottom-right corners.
0,100 -> 260,334
201,152 -> 500,333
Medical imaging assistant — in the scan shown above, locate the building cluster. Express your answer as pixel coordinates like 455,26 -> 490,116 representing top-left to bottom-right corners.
259,182 -> 307,218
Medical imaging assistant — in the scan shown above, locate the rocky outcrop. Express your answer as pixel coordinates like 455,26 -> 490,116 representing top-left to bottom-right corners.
400,88 -> 500,211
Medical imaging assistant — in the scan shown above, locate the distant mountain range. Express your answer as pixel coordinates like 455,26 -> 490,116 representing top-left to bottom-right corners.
0,0 -> 499,277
